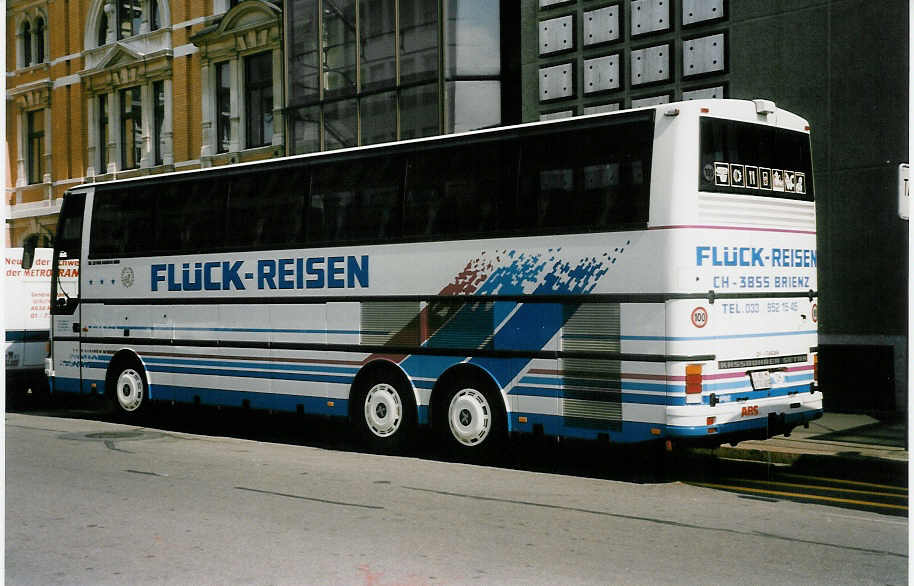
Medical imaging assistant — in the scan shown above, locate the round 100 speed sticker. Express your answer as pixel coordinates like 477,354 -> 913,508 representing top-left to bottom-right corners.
691,306 -> 709,328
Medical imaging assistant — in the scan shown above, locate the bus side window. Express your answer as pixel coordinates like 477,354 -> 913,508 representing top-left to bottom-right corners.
155,180 -> 227,254
405,143 -> 503,239
273,167 -> 309,246
519,131 -> 577,231
90,197 -> 123,257
225,174 -> 263,249
354,156 -> 403,241
310,163 -> 352,244
120,187 -> 155,255
225,169 -> 307,250
89,187 -> 155,258
405,152 -> 445,238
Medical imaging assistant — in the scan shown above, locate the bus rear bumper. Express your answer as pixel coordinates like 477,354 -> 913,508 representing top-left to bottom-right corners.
665,391 -> 823,443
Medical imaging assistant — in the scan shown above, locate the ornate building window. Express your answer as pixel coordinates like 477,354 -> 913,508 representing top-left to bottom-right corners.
99,95 -> 110,172
17,11 -> 49,69
245,52 -> 274,148
8,81 -> 52,190
35,18 -> 45,63
120,87 -> 143,170
154,81 -> 166,166
83,0 -> 173,177
93,0 -> 163,47
22,22 -> 32,66
27,110 -> 46,185
192,1 -> 284,165
216,62 -> 232,154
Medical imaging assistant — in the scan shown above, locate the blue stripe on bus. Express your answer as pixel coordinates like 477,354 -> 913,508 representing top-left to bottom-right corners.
508,382 -> 812,406
51,377 -> 82,393
511,408 -> 823,443
509,386 -> 668,405
401,354 -> 466,381
509,414 -> 656,442
562,330 -> 817,341
142,356 -> 360,375
87,325 -> 375,335
145,365 -> 355,385
164,386 -> 349,415
666,409 -> 823,439
470,302 -> 566,388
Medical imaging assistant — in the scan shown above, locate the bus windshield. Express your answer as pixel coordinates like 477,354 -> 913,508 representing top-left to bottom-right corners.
699,117 -> 814,201
51,193 -> 84,312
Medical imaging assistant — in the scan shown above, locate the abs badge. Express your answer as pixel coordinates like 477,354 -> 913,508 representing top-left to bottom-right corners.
121,267 -> 135,288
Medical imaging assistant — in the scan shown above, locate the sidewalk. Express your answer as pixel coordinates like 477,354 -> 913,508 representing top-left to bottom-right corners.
713,412 -> 908,466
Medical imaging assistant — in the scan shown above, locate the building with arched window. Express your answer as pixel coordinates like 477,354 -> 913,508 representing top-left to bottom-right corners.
5,1 -> 270,248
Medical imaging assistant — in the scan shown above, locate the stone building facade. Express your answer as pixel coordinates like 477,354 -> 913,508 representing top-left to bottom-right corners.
5,0 -> 284,248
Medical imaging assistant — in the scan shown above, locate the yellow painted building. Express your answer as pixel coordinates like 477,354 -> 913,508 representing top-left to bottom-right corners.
5,0 -> 284,247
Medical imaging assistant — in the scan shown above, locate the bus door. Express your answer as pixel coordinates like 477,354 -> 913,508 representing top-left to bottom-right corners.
50,192 -> 86,393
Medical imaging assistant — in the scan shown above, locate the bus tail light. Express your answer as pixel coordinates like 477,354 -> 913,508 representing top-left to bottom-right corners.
813,353 -> 818,384
686,364 -> 703,395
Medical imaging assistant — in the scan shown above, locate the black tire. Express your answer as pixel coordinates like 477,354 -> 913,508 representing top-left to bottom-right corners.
107,357 -> 150,419
352,372 -> 415,453
435,374 -> 505,459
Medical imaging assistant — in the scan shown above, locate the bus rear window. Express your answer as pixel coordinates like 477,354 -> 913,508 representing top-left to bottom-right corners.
699,117 -> 814,201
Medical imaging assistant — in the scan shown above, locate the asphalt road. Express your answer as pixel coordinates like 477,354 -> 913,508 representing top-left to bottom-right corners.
5,407 -> 908,585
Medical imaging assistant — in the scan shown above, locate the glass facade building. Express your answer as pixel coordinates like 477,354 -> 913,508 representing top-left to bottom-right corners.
286,0 -> 519,153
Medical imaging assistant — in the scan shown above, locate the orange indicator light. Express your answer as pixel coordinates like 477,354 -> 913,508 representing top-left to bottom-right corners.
686,364 -> 703,394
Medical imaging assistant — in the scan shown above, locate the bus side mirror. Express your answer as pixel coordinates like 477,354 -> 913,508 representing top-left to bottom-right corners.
22,241 -> 36,270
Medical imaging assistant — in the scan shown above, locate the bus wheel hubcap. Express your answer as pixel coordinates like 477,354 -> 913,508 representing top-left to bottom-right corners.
448,388 -> 491,447
116,369 -> 144,412
364,383 -> 402,438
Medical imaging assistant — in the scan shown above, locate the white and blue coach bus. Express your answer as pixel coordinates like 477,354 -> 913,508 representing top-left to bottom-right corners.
37,99 -> 822,454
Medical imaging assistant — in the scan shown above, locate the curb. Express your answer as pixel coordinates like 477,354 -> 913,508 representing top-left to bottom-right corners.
692,445 -> 909,482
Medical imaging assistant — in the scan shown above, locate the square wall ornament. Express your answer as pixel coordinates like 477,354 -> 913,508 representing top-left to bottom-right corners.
584,5 -> 620,46
683,0 -> 725,26
683,86 -> 725,100
683,34 -> 725,77
584,54 -> 621,94
631,94 -> 670,108
631,0 -> 670,36
539,15 -> 575,55
539,63 -> 574,101
631,44 -> 670,85
583,103 -> 621,115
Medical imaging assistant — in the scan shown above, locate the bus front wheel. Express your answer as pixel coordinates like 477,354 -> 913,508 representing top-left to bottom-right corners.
107,359 -> 149,418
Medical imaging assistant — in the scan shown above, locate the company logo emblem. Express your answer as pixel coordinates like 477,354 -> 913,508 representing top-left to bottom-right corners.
121,267 -> 135,288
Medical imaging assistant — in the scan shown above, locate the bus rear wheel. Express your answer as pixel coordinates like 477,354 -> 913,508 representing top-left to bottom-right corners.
437,376 -> 504,458
107,359 -> 149,419
353,374 -> 414,453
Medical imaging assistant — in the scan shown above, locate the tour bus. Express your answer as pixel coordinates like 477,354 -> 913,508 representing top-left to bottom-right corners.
5,248 -> 55,390
36,98 -> 822,454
